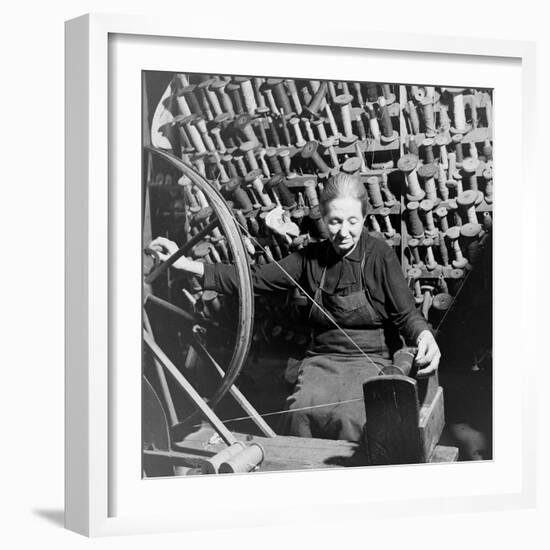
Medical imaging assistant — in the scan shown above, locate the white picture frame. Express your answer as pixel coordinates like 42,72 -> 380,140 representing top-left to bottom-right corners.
65,12 -> 537,537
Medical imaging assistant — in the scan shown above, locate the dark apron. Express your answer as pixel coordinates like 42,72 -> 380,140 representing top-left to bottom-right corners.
284,257 -> 392,442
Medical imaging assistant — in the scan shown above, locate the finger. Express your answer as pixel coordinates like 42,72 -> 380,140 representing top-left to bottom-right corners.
155,251 -> 170,262
416,352 -> 441,378
416,364 -> 436,378
415,339 -> 429,365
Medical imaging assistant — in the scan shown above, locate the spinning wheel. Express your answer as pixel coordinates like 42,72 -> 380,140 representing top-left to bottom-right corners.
143,146 -> 255,434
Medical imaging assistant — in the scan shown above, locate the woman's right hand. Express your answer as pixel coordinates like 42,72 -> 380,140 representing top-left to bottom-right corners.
148,237 -> 189,270
148,237 -> 206,277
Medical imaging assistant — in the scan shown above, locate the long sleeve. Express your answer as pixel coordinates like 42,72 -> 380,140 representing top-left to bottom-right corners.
203,249 -> 306,296
380,245 -> 429,343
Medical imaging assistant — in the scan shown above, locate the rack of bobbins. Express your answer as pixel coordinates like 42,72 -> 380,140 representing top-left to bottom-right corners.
397,85 -> 493,330
145,72 -> 492,355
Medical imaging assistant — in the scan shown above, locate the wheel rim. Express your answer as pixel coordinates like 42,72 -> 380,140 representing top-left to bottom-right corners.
144,146 -> 254,414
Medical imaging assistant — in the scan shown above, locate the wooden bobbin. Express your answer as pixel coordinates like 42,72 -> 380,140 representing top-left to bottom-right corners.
312,117 -> 329,142
446,198 -> 462,227
262,115 -> 280,148
482,211 -> 493,231
379,207 -> 396,237
447,88 -> 470,134
422,238 -> 438,271
226,82 -> 245,114
461,157 -> 480,192
445,226 -> 468,269
406,135 -> 419,156
210,79 -> 235,117
240,141 -> 260,172
420,96 -> 436,138
225,178 -> 253,213
439,104 -> 451,131
202,442 -> 247,474
192,240 -> 214,264
378,96 -> 398,143
181,84 -> 203,116
434,134 -> 449,167
431,292 -> 453,325
460,222 -> 483,264
366,176 -> 384,208
342,156 -> 362,175
278,112 -> 293,147
334,93 -> 355,139
234,76 -> 257,115
352,82 -> 364,106
483,168 -> 494,204
435,206 -> 449,232
201,290 -> 222,318
365,104 -> 381,140
323,137 -> 340,169
435,164 -> 448,201
234,113 -> 259,145
301,141 -> 331,174
324,104 -> 339,140
267,78 -> 292,116
196,81 -> 214,121
379,172 -> 396,207
417,163 -> 439,205
457,190 -> 480,225
452,134 -> 464,166
246,169 -> 272,208
382,84 -> 396,105
173,115 -> 193,152
202,79 -> 223,117
422,138 -> 435,164
267,174 -> 297,210
437,230 -> 450,267
253,118 -> 269,149
420,284 -> 435,319
354,142 -> 369,174
398,154 -> 425,202
218,443 -> 265,474
406,201 -> 425,239
289,117 -> 306,147
210,127 -> 227,154
408,237 -> 422,265
265,148 -> 283,175
278,148 -> 296,178
483,139 -> 493,161
407,100 -> 421,135
285,79 -> 303,115
222,154 -> 239,180
432,293 -> 452,312
368,214 -> 381,233
301,179 -> 318,208
302,80 -> 327,118
308,206 -> 329,239
256,149 -> 271,179
352,108 -> 368,141
420,199 -> 438,238
407,266 -> 424,304
181,114 -> 206,153
233,152 -> 248,178
366,83 -> 379,103
208,151 -> 229,183
302,117 -> 315,141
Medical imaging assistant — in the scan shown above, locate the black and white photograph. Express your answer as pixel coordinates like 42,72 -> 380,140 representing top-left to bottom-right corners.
141,72 -> 493,477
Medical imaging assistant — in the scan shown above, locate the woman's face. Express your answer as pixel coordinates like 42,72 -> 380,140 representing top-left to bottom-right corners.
322,197 -> 366,255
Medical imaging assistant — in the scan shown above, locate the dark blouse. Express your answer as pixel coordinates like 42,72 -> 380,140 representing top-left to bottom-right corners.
203,229 -> 429,345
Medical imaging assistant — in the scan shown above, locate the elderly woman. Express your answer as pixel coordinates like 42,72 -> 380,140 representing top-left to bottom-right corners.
149,172 -> 440,442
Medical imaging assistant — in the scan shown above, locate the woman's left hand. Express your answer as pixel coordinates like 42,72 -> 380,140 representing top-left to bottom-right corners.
414,330 -> 441,378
